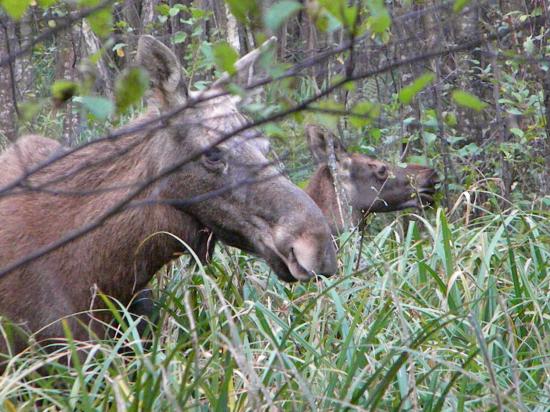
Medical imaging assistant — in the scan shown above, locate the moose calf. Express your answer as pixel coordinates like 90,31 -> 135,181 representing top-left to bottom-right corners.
304,125 -> 439,234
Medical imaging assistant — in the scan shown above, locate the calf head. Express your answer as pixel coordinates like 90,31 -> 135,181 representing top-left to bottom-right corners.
138,36 -> 336,282
306,125 -> 439,226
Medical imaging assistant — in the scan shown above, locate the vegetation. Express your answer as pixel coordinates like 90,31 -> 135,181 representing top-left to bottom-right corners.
0,0 -> 549,410
1,203 -> 548,410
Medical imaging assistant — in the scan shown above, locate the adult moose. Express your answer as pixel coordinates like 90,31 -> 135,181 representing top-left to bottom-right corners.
304,125 -> 439,234
0,36 -> 337,363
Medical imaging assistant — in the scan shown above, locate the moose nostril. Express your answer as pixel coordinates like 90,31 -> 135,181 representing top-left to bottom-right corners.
289,246 -> 296,262
377,165 -> 388,179
282,234 -> 337,280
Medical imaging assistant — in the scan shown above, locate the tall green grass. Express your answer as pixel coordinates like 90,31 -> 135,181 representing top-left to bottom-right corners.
1,198 -> 549,411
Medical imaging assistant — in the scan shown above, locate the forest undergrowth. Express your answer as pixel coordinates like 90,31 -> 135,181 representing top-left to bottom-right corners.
1,190 -> 548,411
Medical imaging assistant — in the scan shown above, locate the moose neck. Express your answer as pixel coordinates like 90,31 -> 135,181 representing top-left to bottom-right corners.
33,120 -> 208,302
305,165 -> 359,235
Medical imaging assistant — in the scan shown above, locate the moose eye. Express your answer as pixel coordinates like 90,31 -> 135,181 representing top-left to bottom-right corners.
203,147 -> 224,163
201,147 -> 226,171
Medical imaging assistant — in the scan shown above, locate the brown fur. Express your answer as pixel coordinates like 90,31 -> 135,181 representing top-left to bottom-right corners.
304,125 -> 439,234
0,37 -> 336,362
0,130 -> 214,353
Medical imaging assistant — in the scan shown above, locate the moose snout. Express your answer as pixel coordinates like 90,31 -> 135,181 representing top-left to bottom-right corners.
426,169 -> 441,187
413,168 -> 440,207
415,168 -> 440,191
266,181 -> 338,282
274,230 -> 337,282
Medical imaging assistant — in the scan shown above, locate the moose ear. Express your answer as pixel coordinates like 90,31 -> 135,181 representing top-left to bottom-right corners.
137,35 -> 184,103
305,124 -> 347,164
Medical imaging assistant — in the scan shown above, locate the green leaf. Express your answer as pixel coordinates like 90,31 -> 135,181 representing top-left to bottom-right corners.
444,112 -> 457,127
523,36 -> 535,55
407,155 -> 429,166
296,179 -> 310,190
51,80 -> 79,102
316,10 -> 342,32
87,8 -> 112,37
173,31 -> 187,44
201,42 -> 214,64
315,100 -> 344,129
318,0 -> 343,22
37,0 -> 57,8
193,80 -> 210,91
369,128 -> 381,141
350,101 -> 380,128
226,0 -> 259,25
344,6 -> 358,30
264,1 -> 302,31
190,7 -> 209,19
422,131 -> 437,146
76,96 -> 114,120
509,127 -> 524,138
452,90 -> 487,111
155,3 -> 170,16
19,100 -> 46,122
115,68 -> 149,114
398,73 -> 435,104
168,6 -> 181,17
506,107 -> 522,115
453,0 -> 471,13
212,42 -> 239,75
264,123 -> 285,138
367,13 -> 391,33
366,0 -> 391,33
79,0 -> 113,37
1,0 -> 32,20
343,81 -> 356,92
457,142 -> 481,156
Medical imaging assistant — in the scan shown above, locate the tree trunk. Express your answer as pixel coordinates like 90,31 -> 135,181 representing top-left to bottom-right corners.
13,12 -> 33,103
82,21 -> 114,98
55,25 -> 83,146
123,0 -> 142,47
488,42 -> 512,202
225,2 -> 240,52
142,0 -> 159,34
0,17 -> 17,142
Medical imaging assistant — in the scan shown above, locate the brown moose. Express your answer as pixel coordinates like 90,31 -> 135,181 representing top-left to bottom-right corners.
304,125 -> 439,234
0,36 -> 337,362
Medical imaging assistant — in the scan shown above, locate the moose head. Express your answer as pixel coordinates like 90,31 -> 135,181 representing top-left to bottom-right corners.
304,125 -> 439,233
135,36 -> 337,281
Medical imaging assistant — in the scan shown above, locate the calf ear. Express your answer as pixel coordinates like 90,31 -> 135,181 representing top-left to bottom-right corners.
305,124 -> 347,164
137,35 -> 184,105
